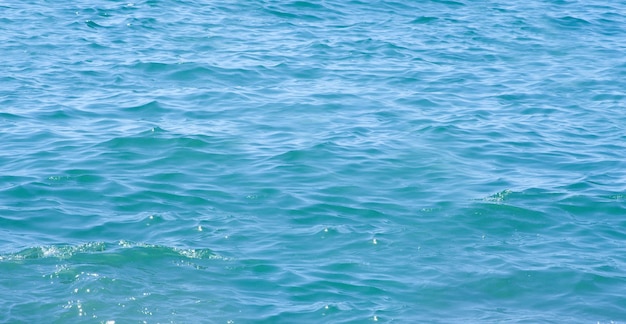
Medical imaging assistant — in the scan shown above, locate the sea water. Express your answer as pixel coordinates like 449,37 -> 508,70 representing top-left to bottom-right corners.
1,0 -> 626,322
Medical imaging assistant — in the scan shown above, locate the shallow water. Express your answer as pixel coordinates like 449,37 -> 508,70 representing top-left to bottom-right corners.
2,0 -> 626,322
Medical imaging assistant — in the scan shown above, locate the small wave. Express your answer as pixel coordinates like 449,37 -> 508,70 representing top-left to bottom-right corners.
0,241 -> 222,262
411,16 -> 439,24
0,242 -> 106,261
483,189 -> 514,203
84,20 -> 104,28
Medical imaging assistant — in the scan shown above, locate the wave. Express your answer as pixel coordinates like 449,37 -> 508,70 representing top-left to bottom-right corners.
0,241 -> 222,262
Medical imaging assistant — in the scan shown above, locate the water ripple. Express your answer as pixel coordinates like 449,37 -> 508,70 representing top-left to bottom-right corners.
2,0 -> 626,322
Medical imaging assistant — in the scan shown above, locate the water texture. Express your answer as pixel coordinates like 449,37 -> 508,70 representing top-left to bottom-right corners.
1,0 -> 626,322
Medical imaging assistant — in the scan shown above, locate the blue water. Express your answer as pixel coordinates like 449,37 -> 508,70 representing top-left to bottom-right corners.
2,0 -> 626,322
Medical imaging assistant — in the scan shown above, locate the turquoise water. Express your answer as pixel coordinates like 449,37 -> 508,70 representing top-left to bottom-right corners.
2,0 -> 626,322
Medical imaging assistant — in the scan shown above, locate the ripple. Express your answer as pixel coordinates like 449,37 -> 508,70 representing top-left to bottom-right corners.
3,0 -> 626,322
0,241 -> 221,262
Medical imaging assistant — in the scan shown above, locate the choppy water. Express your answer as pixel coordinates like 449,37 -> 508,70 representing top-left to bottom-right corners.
2,0 -> 626,322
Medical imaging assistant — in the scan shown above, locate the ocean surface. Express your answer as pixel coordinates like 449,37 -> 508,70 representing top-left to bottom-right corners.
1,0 -> 626,322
